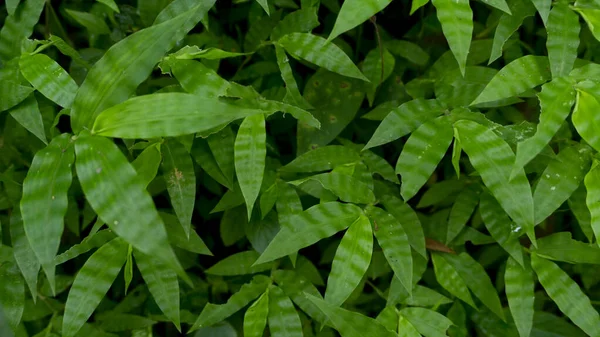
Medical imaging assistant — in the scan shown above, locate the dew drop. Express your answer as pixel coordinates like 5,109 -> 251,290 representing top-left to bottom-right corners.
550,186 -> 556,191
113,220 -> 119,225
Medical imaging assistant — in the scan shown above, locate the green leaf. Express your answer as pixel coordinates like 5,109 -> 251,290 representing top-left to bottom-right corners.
531,0 -> 551,25
54,230 -> 116,265
455,120 -> 535,245
0,81 -> 35,112
324,213 -> 373,306
6,0 -> 19,16
9,209 -> 39,300
327,0 -> 392,41
9,94 -> 47,145
535,232 -> 600,264
277,33 -> 368,81
403,285 -> 452,306
160,212 -> 212,255
191,275 -> 271,330
513,77 -> 576,175
271,8 -> 319,41
96,0 -> 119,12
131,143 -> 162,188
365,99 -> 446,150
305,293 -> 398,337
207,126 -> 236,187
206,251 -> 274,276
124,245 -> 133,294
70,1 -> 215,132
65,9 -> 110,35
21,133 -> 74,294
275,45 -> 313,109
471,56 -> 550,105
280,145 -> 360,172
531,253 -> 600,336
431,0 -> 473,76
256,202 -> 363,264
162,139 -> 195,238
260,182 -> 278,219
0,260 -> 24,332
431,252 -> 475,307
379,194 -> 427,258
573,89 -> 600,152
490,0 -> 536,64
244,290 -> 269,337
480,191 -> 524,266
569,184 -> 594,243
547,4 -> 580,79
268,285 -> 303,337
133,249 -> 180,330
362,47 -> 396,106
505,256 -> 534,337
397,116 -> 454,201
574,7 -> 600,43
384,39 -> 430,66
235,114 -> 266,219
291,171 -> 376,204
368,207 -> 413,294
0,0 -> 45,61
533,145 -> 590,224
447,185 -> 480,244
481,0 -> 511,13
19,53 -> 78,108
63,238 -> 128,337
585,161 -> 600,245
190,138 -> 231,189
399,307 -> 453,337
74,134 -> 188,282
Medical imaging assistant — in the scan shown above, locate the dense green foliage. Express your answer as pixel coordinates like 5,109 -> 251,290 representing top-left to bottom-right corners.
3,0 -> 600,336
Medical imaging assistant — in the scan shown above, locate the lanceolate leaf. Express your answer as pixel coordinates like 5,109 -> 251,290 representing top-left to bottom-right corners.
280,145 -> 360,172
431,0 -> 473,76
431,252 -> 475,307
569,184 -> 594,243
235,113 -> 266,219
74,134 -> 187,282
206,251 -> 274,276
191,275 -> 271,330
0,260 -> 24,332
131,143 -> 162,188
368,207 -> 413,294
277,33 -> 368,81
0,81 -> 35,112
327,0 -> 392,42
19,53 -> 78,108
399,307 -> 453,337
534,232 -> 600,264
490,0 -> 536,64
505,256 -> 534,337
268,285 -> 303,337
275,45 -> 312,109
9,209 -> 40,300
575,7 -> 600,43
454,120 -> 535,245
397,116 -> 454,201
9,94 -> 47,145
133,249 -> 180,330
162,139 -> 195,238
0,0 -> 45,61
365,99 -> 446,150
244,290 -> 269,337
292,172 -> 376,204
480,192 -> 524,266
271,8 -> 320,41
21,133 -> 74,294
380,194 -> 426,258
207,126 -> 236,186
531,253 -> 600,336
573,88 -> 600,152
513,77 -> 576,175
447,185 -> 480,244
533,145 -> 590,224
584,160 -> 600,244
325,213 -> 373,306
70,1 -> 215,132
63,238 -> 128,337
471,56 -> 550,105
255,202 -> 363,264
531,0 -> 551,25
546,4 -> 580,79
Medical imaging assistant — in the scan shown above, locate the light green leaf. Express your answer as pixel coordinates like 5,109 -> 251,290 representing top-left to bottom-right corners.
471,56 -> 550,105
0,81 -> 34,112
447,185 -> 480,244
569,184 -> 594,243
9,209 -> 39,300
0,260 -> 24,332
455,120 -> 535,245
70,1 -> 214,132
573,89 -> 600,152
305,293 -> 397,337
268,285 -> 303,337
586,160 -> 600,249
531,253 -> 600,336
379,194 -> 426,258
190,138 -> 231,189
574,7 -> 600,43
54,230 -> 116,265
97,0 -> 119,12
368,207 -> 412,294
275,45 -> 312,109
260,182 -> 278,219
75,134 -> 188,282
365,99 -> 446,150
535,232 -> 600,264
431,0 -> 473,76
325,213 -> 373,306
533,145 -> 590,224
206,251 -> 274,276
375,306 -> 398,332
63,238 -> 128,337
235,114 -> 266,219
133,249 -> 180,330
291,171 -> 376,204
490,0 -> 536,64
277,33 -> 368,81
65,9 -> 110,34
162,139 -> 195,238
362,47 -> 396,106
399,307 -> 453,337
481,0 -> 511,13
9,94 -> 47,145
384,39 -> 430,66
131,143 -> 162,188
0,0 -> 45,61
327,0 -> 392,42
256,202 -> 363,264
244,290 -> 269,337
165,59 -> 229,97
19,53 -> 78,108
505,256 -> 534,337
547,4 -> 580,79
431,252 -> 475,307
0,305 -> 15,337
280,145 -> 360,172
403,285 -> 452,307
271,8 -> 319,41
170,45 -> 248,60
160,212 -> 212,255
397,116 -> 454,201
513,77 -> 576,176
480,191 -> 524,266
124,245 -> 133,294
207,126 -> 236,187
6,0 -> 19,16
191,275 -> 271,330
21,133 -> 74,294
531,0 -> 551,25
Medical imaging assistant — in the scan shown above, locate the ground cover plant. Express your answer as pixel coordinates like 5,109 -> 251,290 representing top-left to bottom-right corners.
3,0 -> 600,336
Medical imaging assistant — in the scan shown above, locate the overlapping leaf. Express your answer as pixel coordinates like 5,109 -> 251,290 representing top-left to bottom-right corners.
431,252 -> 475,307
244,290 -> 269,337
431,0 -> 473,76
268,285 -> 303,337
327,0 -> 392,41
0,0 -> 45,60
235,114 -> 266,219
573,86 -> 600,152
19,53 -> 78,108
480,192 -> 524,265
399,307 -> 453,337
206,251 -> 274,276
9,94 -> 47,145
546,4 -> 580,79
490,0 -> 536,63
9,209 -> 39,299
505,256 -> 534,337
0,260 -> 24,332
